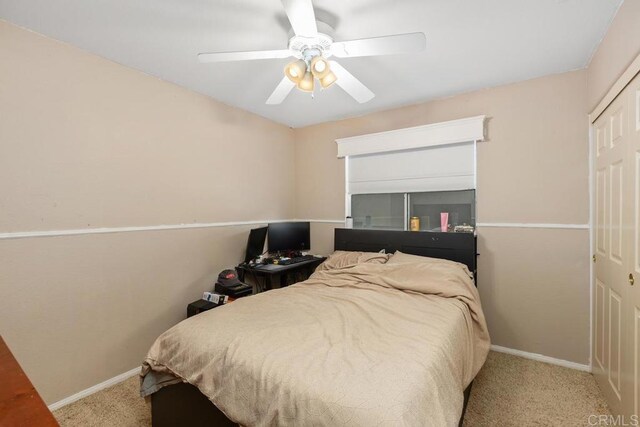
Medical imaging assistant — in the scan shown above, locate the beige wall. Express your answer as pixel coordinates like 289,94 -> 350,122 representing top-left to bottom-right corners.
587,0 -> 640,111
294,70 -> 591,364
0,20 -> 294,403
0,21 -> 294,231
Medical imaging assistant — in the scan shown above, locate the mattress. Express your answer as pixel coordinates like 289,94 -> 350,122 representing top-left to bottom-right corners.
141,258 -> 490,426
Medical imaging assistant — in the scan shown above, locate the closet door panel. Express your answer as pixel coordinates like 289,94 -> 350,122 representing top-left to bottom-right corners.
610,289 -> 623,398
597,122 -> 607,157
596,165 -> 607,256
597,279 -> 606,370
610,161 -> 624,265
611,105 -> 625,148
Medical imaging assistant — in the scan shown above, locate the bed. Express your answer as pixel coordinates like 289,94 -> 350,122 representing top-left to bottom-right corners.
141,229 -> 489,426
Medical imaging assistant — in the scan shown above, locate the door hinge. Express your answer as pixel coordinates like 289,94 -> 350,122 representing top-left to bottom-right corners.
593,254 -> 596,263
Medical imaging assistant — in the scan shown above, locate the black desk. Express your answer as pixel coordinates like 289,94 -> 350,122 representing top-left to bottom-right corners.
237,256 -> 326,291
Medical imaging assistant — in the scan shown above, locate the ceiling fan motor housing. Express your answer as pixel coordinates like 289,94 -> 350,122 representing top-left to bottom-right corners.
288,34 -> 334,60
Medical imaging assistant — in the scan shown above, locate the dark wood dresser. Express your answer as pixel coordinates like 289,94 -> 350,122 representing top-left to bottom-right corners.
0,336 -> 58,426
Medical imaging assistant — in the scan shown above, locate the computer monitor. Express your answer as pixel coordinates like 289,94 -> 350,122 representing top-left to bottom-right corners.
268,222 -> 310,253
244,226 -> 268,263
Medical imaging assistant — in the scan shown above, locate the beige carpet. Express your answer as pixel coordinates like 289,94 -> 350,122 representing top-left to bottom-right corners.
53,374 -> 150,427
53,351 -> 609,426
463,352 -> 609,426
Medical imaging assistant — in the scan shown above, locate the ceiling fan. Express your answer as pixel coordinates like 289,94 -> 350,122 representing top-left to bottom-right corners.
197,0 -> 426,105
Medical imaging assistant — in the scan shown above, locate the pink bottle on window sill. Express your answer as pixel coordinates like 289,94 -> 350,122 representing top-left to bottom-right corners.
440,212 -> 449,232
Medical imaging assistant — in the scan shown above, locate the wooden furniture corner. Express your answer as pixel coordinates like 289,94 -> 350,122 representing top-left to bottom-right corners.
0,336 -> 58,426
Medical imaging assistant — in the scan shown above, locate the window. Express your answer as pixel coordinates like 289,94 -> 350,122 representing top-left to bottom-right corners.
337,115 -> 484,233
346,142 -> 477,232
350,190 -> 475,231
351,193 -> 405,230
409,190 -> 475,231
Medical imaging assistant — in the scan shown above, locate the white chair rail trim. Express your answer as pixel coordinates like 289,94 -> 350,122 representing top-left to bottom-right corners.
335,115 -> 486,158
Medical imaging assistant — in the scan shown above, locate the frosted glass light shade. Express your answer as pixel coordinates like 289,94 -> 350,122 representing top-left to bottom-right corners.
284,59 -> 307,83
310,56 -> 330,79
297,71 -> 315,92
320,71 -> 337,88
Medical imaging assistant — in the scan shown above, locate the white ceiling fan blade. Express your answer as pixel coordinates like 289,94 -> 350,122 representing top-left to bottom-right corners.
266,77 -> 296,105
330,32 -> 426,58
329,61 -> 374,104
281,0 -> 318,38
198,49 -> 291,63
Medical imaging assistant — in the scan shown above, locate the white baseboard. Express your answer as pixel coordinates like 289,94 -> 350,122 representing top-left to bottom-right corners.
491,345 -> 591,372
48,366 -> 140,411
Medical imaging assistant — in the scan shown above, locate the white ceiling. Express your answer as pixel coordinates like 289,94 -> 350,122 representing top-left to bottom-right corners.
0,0 -> 622,128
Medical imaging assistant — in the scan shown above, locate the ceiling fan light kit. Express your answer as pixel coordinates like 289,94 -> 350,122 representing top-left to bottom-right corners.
285,52 -> 332,92
320,71 -> 337,89
298,71 -> 315,92
285,59 -> 307,83
310,56 -> 330,78
197,0 -> 426,105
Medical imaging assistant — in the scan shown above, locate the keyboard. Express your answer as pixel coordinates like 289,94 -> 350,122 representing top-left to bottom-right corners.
277,255 -> 317,265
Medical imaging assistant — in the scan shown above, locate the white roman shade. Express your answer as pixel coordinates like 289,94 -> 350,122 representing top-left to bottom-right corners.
348,142 -> 475,194
337,116 -> 485,195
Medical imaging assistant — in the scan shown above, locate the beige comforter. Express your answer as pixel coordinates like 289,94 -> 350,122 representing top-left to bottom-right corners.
141,260 -> 490,426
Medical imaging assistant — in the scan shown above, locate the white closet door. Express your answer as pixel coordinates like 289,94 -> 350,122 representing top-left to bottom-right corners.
593,72 -> 640,419
593,84 -> 632,417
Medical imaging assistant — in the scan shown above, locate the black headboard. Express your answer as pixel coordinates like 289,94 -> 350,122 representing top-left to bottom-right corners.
334,228 -> 477,276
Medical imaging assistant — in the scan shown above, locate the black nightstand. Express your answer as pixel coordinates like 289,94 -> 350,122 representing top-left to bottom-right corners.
187,300 -> 220,318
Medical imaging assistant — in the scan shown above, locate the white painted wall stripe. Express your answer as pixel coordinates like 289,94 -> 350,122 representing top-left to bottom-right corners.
476,222 -> 589,230
0,219 -> 290,240
306,221 -> 589,230
308,221 -> 589,229
302,219 -> 345,224
0,220 -> 587,240
304,219 -> 589,230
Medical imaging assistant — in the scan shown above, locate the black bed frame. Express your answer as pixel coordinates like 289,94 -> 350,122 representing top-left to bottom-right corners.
334,228 -> 477,282
152,229 -> 478,426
